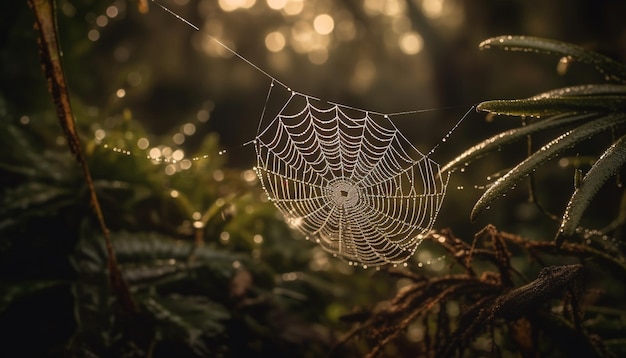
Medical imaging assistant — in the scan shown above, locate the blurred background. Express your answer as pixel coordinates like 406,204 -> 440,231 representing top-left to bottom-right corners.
3,0 -> 625,237
1,0 -> 626,356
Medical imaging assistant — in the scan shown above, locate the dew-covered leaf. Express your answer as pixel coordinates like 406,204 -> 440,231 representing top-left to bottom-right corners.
479,36 -> 626,83
471,114 -> 626,221
441,113 -> 597,173
556,134 -> 626,246
477,96 -> 626,117
530,84 -> 626,99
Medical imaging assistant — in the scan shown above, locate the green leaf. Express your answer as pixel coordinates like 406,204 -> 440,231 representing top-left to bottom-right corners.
142,294 -> 230,355
477,96 -> 626,117
479,35 -> 626,83
530,84 -> 626,99
73,231 -> 247,290
556,134 -> 626,245
441,112 -> 598,173
471,114 -> 626,221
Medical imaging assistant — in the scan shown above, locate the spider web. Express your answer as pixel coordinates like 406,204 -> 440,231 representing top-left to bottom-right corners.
138,3 -> 469,268
254,83 -> 450,267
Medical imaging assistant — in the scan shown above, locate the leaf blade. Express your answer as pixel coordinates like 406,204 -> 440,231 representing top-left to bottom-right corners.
477,96 -> 626,117
441,113 -> 598,173
471,114 -> 626,221
556,134 -> 626,245
479,36 -> 626,83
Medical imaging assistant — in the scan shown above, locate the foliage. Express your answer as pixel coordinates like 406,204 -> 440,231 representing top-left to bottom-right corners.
442,36 -> 626,246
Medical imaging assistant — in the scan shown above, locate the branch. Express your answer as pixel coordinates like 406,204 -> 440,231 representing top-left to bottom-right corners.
28,0 -> 136,313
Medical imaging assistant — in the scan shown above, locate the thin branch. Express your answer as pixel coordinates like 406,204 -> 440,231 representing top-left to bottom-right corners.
28,0 -> 136,313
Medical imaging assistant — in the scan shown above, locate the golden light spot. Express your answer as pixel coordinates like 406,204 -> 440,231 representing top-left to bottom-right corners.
213,169 -> 225,181
182,123 -> 196,135
87,29 -> 100,42
219,0 -> 255,11
164,164 -> 177,175
253,234 -> 264,244
105,5 -> 119,18
94,129 -> 106,141
265,31 -> 286,52
266,0 -> 287,10
283,0 -> 303,15
422,0 -> 444,18
192,212 -> 202,220
180,159 -> 192,170
399,31 -> 423,55
382,0 -> 404,16
96,15 -> 108,27
242,169 -> 258,183
173,133 -> 185,144
170,190 -> 179,198
149,147 -> 161,159
161,146 -> 173,158
137,137 -> 149,150
116,88 -> 126,98
197,109 -> 210,122
313,14 -> 334,35
363,0 -> 383,14
172,149 -> 185,161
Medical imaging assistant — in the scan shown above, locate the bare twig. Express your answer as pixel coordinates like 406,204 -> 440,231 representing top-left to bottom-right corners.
28,0 -> 136,313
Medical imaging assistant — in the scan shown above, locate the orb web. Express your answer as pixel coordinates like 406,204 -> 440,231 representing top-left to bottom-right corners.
254,86 -> 450,267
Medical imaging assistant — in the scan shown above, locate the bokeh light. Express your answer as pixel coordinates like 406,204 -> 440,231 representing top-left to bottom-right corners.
265,31 -> 286,52
218,0 -> 256,12
266,0 -> 287,10
398,31 -> 424,55
313,14 -> 334,35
